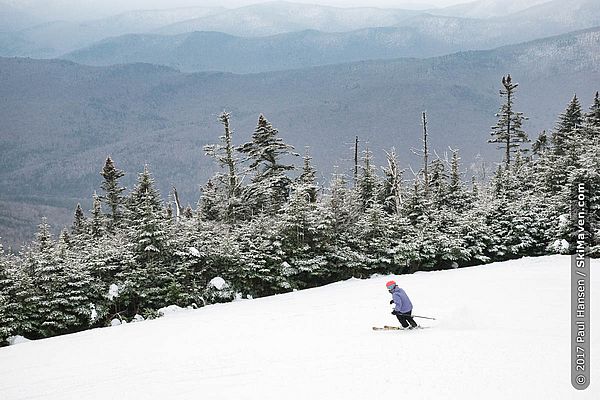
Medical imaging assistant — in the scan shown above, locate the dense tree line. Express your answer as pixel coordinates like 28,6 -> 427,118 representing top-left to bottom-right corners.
1,77 -> 598,344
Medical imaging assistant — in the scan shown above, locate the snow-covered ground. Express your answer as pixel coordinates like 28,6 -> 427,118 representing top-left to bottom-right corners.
0,255 -> 598,399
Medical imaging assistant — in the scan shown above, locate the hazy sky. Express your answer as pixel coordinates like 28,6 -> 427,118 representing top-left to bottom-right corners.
7,0 -> 472,20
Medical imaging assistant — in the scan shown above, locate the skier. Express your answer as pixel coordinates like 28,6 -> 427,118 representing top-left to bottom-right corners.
386,280 -> 418,329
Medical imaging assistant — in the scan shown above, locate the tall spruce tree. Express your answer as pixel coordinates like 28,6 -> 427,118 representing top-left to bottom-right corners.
447,149 -> 469,210
428,158 -> 448,207
126,165 -> 163,222
238,115 -> 298,215
356,146 -> 379,212
296,148 -> 318,203
122,166 -> 171,316
0,243 -> 16,343
26,218 -> 65,337
71,203 -> 86,235
489,75 -> 529,166
381,148 -> 404,215
90,193 -> 105,238
99,156 -> 126,229
552,95 -> 583,155
586,92 -> 600,128
0,246 -> 38,342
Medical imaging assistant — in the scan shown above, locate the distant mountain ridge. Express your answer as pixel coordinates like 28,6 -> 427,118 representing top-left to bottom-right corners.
0,6 -> 225,57
61,0 -> 600,74
62,27 -> 461,73
434,0 -> 550,18
5,0 -> 600,62
1,27 -> 599,248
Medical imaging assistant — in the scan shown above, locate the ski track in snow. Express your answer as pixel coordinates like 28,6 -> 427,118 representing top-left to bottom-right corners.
0,255 -> 598,399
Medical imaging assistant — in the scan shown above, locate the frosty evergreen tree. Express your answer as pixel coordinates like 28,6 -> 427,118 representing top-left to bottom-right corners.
552,95 -> 583,155
238,115 -> 298,215
0,243 -> 16,342
356,146 -> 379,212
428,158 -> 448,207
447,149 -> 469,210
90,193 -> 105,238
25,218 -> 69,337
122,166 -> 171,315
199,179 -> 221,221
0,245 -> 39,342
296,148 -> 318,203
381,148 -> 404,215
100,156 -> 126,228
71,203 -> 86,235
126,165 -> 163,222
586,91 -> 600,129
326,170 -> 352,236
489,75 -> 529,166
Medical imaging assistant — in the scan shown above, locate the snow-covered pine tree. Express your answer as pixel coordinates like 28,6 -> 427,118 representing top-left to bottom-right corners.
71,203 -> 87,236
0,242 -> 17,343
403,179 -> 427,224
552,95 -> 583,156
238,115 -> 298,215
126,165 -> 163,222
198,178 -> 221,221
99,156 -> 126,229
51,231 -> 97,334
296,148 -> 318,203
90,193 -> 105,238
24,218 -> 68,337
0,245 -> 40,342
585,91 -> 600,130
380,148 -> 404,215
325,169 -> 353,236
121,166 -> 172,316
356,146 -> 380,212
457,204 -> 492,266
279,182 -> 328,288
316,170 -> 362,281
489,75 -> 529,167
233,215 -> 287,297
446,149 -> 470,210
427,158 -> 448,208
349,201 -> 398,276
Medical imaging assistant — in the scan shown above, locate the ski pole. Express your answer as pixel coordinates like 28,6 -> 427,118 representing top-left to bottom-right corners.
411,315 -> 436,320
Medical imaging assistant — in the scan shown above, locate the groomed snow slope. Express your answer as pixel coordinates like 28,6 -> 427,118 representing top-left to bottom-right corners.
0,255 -> 598,400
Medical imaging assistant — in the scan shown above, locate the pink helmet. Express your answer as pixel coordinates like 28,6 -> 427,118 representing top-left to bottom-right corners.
386,280 -> 396,289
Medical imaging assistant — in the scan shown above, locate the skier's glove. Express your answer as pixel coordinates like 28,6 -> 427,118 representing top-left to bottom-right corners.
391,310 -> 398,315
389,300 -> 394,305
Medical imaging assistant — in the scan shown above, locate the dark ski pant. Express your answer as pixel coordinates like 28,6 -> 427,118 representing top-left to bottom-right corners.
396,310 -> 418,328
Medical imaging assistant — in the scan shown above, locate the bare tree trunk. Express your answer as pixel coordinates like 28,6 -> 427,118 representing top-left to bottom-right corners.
422,111 -> 429,195
354,135 -> 359,187
172,185 -> 182,222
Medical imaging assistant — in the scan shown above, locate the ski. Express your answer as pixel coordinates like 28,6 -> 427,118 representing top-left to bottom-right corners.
372,325 -> 430,331
372,326 -> 403,331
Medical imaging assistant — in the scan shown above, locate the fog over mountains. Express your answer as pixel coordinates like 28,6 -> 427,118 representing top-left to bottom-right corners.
1,0 -> 599,248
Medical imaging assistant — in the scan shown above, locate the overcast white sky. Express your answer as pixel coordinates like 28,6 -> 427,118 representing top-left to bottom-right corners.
7,0 -> 472,20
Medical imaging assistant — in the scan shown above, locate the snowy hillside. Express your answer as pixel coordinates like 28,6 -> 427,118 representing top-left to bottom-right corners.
0,255 -> 598,399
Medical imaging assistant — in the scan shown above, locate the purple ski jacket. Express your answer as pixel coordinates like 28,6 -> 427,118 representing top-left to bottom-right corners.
391,286 -> 413,314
